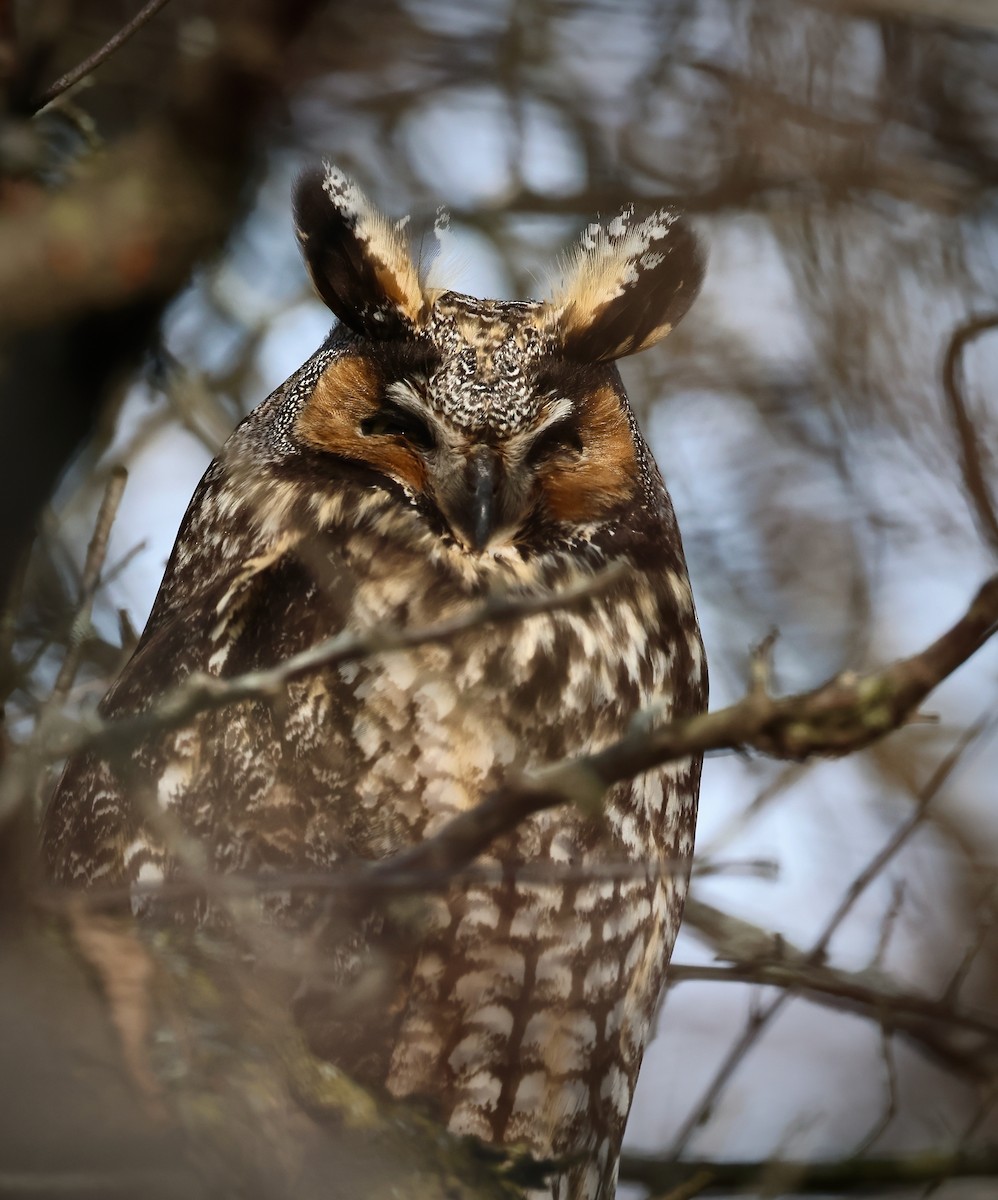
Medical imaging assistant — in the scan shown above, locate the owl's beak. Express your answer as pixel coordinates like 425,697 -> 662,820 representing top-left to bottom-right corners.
466,445 -> 499,552
435,444 -> 515,554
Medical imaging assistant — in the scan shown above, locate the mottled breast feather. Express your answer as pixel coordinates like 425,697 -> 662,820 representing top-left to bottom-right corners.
43,163 -> 708,1200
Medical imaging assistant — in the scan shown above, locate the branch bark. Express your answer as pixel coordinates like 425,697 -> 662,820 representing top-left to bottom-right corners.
619,1149 -> 998,1195
0,911 -> 528,1200
370,573 -> 998,886
942,314 -> 998,555
38,0 -> 174,107
675,898 -> 998,1077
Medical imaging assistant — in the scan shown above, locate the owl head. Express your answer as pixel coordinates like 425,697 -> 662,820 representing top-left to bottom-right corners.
286,164 -> 704,555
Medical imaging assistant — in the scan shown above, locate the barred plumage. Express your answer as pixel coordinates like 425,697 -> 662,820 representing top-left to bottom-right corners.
44,164 -> 707,1199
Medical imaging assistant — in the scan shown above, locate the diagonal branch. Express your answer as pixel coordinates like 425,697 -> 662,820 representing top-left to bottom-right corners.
37,564 -> 628,763
371,574 -> 998,886
21,568 -> 998,880
942,314 -> 998,555
675,898 -> 998,1077
37,0 -> 174,108
619,1149 -> 998,1196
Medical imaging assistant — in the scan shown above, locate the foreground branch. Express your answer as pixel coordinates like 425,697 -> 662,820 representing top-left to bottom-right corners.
372,573 -> 998,884
1,913 -> 523,1200
16,569 -> 998,881
619,1150 -> 998,1195
36,564 -> 627,763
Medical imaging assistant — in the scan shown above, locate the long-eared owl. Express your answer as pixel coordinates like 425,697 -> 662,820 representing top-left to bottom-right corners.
44,165 -> 707,1199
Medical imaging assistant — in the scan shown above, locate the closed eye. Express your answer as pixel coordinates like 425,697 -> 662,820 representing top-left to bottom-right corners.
360,401 -> 435,450
527,417 -> 584,465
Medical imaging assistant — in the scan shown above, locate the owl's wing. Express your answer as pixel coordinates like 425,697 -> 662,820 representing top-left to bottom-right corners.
43,534 -> 358,885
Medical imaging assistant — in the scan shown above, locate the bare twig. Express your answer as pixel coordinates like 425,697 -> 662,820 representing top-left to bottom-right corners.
851,1028 -> 899,1154
869,880 -> 905,972
666,962 -> 993,1077
942,874 -> 998,1006
942,314 -> 998,555
37,0 -> 174,108
32,566 -> 998,790
678,858 -> 998,1083
668,987 -> 790,1154
45,855 -> 700,915
748,628 -> 779,696
49,467 -> 128,704
666,717 -> 992,1151
681,892 -> 998,1046
31,564 -> 628,763
620,1149 -> 998,1195
810,716 -> 992,960
698,763 -> 809,858
691,856 -> 779,880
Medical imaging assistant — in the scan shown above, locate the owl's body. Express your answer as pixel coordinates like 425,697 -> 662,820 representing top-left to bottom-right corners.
44,169 -> 707,1199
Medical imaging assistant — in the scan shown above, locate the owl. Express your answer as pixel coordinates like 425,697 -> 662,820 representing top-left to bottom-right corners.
44,165 -> 707,1200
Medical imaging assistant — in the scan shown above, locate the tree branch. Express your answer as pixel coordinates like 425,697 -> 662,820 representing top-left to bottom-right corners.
942,314 -> 998,555
370,574 -> 998,887
37,0 -> 174,108
619,1150 -> 998,1195
675,897 -> 998,1077
37,564 -> 628,763
49,466 -> 128,703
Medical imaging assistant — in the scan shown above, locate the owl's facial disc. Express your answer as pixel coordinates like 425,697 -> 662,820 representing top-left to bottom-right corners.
295,351 -> 643,554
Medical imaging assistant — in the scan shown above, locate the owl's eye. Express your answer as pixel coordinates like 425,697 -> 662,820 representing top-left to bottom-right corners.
360,402 -> 435,450
527,418 -> 584,465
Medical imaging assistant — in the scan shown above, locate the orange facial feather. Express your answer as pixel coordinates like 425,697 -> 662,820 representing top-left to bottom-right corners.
539,384 -> 637,524
295,355 -> 428,494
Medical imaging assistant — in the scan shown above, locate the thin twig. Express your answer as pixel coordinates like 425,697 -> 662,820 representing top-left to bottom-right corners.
941,874 -> 998,1006
667,717 -> 993,1152
44,856 -> 705,923
666,963 -> 992,1076
37,0 -> 174,108
942,314 -> 998,556
50,467 -> 128,704
869,880 -> 905,971
620,1149 -> 998,1196
33,564 -> 629,762
691,856 -> 779,880
851,1028 -> 899,1155
668,989 -> 790,1154
698,762 -> 809,858
680,883 -> 998,1052
811,716 -> 993,961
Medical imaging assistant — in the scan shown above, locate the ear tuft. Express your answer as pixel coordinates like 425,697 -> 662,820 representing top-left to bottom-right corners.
545,205 -> 705,363
293,164 -> 427,339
